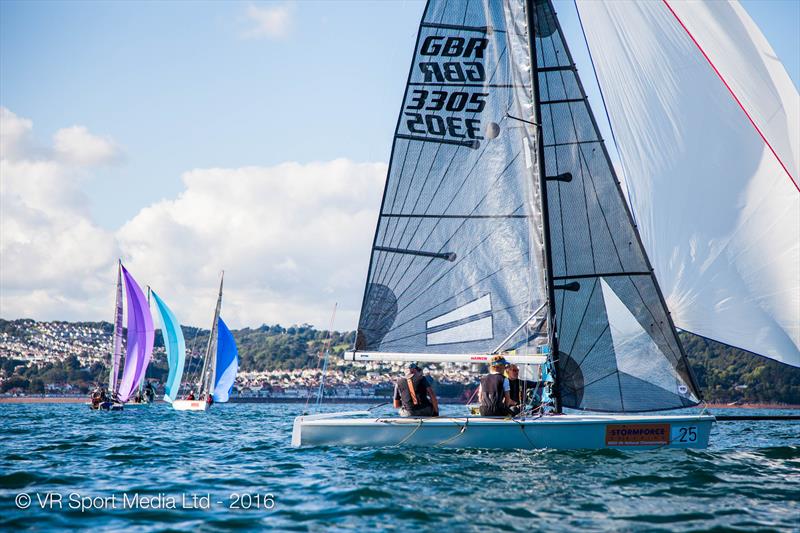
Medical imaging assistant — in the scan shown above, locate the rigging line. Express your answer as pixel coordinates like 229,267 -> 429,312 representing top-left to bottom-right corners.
387,152 -> 523,304
573,0 -> 639,225
375,44 -> 511,290
661,0 -> 798,193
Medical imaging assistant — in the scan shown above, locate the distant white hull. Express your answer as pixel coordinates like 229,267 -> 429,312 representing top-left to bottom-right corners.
172,400 -> 208,411
292,412 -> 714,450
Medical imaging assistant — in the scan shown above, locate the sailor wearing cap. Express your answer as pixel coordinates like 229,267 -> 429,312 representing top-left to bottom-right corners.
478,354 -> 517,416
393,362 -> 440,417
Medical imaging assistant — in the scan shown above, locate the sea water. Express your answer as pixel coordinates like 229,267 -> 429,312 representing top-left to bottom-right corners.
1,403 -> 797,531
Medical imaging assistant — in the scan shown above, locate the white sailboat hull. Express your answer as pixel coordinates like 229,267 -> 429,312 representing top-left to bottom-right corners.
291,412 -> 714,450
172,400 -> 208,411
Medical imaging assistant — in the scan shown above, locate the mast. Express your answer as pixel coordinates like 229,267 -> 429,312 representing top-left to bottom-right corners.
525,0 -> 562,413
139,285 -> 151,395
109,260 -> 124,393
198,272 -> 224,400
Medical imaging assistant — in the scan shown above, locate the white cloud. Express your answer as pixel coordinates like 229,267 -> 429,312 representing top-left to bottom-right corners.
54,125 -> 121,166
117,159 -> 385,330
1,109 -> 120,320
1,108 -> 387,331
242,2 -> 293,40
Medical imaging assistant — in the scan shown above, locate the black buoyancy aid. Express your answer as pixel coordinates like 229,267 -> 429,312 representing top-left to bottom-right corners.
396,373 -> 430,412
479,373 -> 507,416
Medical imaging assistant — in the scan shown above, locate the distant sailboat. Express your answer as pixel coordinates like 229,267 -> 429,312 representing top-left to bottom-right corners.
90,261 -> 155,410
151,290 -> 187,403
173,273 -> 238,411
292,0 -> 798,449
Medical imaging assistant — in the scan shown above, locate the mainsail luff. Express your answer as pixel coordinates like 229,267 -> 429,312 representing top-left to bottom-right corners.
531,0 -> 701,411
109,260 -> 124,394
525,0 -> 561,412
198,273 -> 224,399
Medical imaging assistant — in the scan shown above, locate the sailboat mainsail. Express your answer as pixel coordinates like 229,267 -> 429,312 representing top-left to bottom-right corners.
212,317 -> 238,403
353,0 -> 548,362
151,290 -> 186,403
116,265 -> 155,402
108,262 -> 125,394
575,0 -> 799,368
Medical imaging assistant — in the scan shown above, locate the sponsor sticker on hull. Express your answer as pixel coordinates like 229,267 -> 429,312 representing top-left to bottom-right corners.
605,423 -> 670,446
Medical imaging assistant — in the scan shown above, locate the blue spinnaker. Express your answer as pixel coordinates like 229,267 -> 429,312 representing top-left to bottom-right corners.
151,291 -> 186,403
213,317 -> 238,402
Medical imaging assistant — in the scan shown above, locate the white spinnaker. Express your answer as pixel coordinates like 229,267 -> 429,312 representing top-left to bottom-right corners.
576,0 -> 799,367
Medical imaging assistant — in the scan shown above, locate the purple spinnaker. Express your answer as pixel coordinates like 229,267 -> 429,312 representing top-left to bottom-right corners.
117,266 -> 155,402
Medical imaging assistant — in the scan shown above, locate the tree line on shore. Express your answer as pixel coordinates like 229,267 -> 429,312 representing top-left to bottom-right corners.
0,319 -> 797,404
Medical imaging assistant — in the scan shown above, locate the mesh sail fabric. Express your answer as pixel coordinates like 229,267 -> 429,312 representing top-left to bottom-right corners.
576,0 -> 799,367
356,0 -> 547,355
151,291 -> 186,403
213,317 -> 238,403
532,0 -> 699,411
117,266 -> 155,402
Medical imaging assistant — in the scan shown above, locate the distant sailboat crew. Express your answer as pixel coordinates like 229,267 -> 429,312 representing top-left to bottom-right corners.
173,273 -> 238,411
292,0 -> 798,449
90,261 -> 155,410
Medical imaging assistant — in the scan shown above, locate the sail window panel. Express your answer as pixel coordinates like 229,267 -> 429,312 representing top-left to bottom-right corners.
534,2 -> 570,69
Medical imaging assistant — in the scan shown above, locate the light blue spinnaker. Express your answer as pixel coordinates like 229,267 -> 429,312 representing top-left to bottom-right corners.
151,290 -> 186,403
213,317 -> 238,403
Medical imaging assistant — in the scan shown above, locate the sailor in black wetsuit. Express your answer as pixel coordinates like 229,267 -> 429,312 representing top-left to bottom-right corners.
478,355 -> 517,416
393,363 -> 439,417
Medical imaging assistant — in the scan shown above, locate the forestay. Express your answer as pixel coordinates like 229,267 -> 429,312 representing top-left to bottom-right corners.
355,0 -> 547,358
576,0 -> 799,367
532,0 -> 700,411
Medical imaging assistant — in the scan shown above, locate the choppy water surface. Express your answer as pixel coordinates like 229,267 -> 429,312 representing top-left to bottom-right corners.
1,403 -> 798,531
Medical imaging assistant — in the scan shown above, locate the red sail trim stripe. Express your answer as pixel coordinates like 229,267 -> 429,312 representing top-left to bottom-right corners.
661,0 -> 799,193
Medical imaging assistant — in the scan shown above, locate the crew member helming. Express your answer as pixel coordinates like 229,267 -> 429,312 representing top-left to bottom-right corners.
393,362 -> 440,417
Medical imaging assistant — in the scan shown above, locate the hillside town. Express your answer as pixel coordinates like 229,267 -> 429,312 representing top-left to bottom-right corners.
0,319 -> 475,400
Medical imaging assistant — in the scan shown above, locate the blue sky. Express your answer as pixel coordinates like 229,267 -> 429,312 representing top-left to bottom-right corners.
3,0 -> 796,229
1,0 -> 798,329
